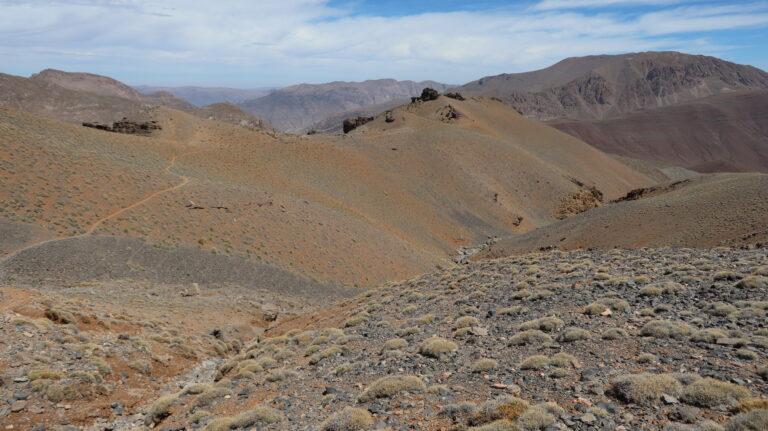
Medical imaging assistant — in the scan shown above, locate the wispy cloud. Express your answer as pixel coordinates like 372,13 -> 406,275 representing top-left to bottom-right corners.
0,0 -> 765,86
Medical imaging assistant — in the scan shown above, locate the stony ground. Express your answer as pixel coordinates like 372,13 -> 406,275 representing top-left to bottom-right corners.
2,247 -> 767,431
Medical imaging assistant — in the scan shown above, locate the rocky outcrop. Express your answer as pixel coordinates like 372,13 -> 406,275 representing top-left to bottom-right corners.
445,92 -> 466,101
82,118 -> 161,135
342,116 -> 374,133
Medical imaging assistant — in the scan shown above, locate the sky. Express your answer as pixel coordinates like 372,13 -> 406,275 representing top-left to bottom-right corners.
1,0 -> 767,88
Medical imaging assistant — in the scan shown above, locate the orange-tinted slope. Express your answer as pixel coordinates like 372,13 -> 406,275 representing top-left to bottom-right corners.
0,94 -> 655,287
477,173 -> 768,259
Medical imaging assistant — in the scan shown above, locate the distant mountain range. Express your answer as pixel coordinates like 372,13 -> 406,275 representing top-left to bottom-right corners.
237,79 -> 453,132
458,51 -> 768,121
133,85 -> 271,107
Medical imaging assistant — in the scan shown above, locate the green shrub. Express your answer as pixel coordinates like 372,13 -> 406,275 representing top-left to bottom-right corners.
520,355 -> 549,370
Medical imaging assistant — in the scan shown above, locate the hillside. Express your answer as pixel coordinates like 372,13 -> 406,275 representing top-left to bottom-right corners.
31,69 -> 198,112
0,92 -> 655,288
1,71 -> 271,131
459,51 -> 768,121
2,246 -> 765,430
477,173 -> 768,259
134,85 -> 269,107
239,79 -> 453,132
549,90 -> 768,173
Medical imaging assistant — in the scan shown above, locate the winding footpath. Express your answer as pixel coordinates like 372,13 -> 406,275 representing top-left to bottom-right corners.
0,148 -> 201,266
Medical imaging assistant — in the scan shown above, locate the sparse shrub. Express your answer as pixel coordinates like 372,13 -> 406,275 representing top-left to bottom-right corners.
455,316 -> 479,328
638,353 -> 657,364
704,302 -> 738,317
509,330 -> 552,346
699,420 -> 725,431
419,337 -> 458,357
550,352 -> 580,368
382,338 -> 408,351
681,378 -> 751,407
735,349 -> 758,360
358,375 -> 425,402
145,393 -> 179,425
520,355 -> 549,370
322,407 -> 374,431
205,406 -> 282,431
428,384 -> 451,395
344,315 -> 367,327
519,317 -> 563,332
182,383 -> 212,395
691,328 -> 728,343
469,420 -> 520,431
724,409 -> 768,431
44,308 -> 75,324
474,396 -> 530,424
266,368 -> 297,382
558,327 -> 590,342
548,368 -> 570,378
28,368 -> 63,381
641,320 -> 693,339
714,271 -> 740,281
440,401 -> 477,420
736,276 -> 767,289
639,285 -> 662,296
515,404 -> 557,430
732,398 -> 768,413
472,358 -> 499,372
396,326 -> 419,337
129,359 -> 152,375
191,387 -> 232,409
611,373 -> 681,404
498,306 -> 525,316
418,314 -> 436,324
602,328 -> 629,340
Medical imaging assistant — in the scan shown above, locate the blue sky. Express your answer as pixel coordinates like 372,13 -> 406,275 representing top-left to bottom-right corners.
0,0 -> 766,88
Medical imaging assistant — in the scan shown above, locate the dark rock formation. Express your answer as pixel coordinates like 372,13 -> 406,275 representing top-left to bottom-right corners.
82,118 -> 161,135
420,88 -> 439,101
342,116 -> 374,133
445,92 -> 466,101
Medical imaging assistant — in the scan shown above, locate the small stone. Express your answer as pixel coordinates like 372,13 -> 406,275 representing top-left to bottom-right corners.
662,394 -> 679,404
579,413 -> 597,424
10,400 -> 26,412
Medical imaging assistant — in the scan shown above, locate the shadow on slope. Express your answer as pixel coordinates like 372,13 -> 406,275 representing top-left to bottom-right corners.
0,236 -> 352,303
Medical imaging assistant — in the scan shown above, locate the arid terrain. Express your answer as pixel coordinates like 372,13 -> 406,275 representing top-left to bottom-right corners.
1,49 -> 767,431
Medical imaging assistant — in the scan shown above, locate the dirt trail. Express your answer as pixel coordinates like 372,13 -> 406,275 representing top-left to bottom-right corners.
83,149 -> 200,235
0,127 -> 207,266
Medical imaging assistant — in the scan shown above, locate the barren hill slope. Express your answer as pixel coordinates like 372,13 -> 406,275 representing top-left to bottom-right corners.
32,68 -> 198,111
239,79 -> 452,132
459,51 -> 768,121
0,93 -> 654,287
549,90 -> 768,173
0,71 -> 272,130
477,173 -> 768,259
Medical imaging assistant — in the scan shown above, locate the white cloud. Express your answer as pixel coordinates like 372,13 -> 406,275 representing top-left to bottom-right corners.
0,0 -> 765,86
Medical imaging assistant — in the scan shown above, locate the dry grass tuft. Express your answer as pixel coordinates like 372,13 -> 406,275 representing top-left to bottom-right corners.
322,407 -> 374,431
681,378 -> 751,407
358,375 -> 426,402
610,373 -> 681,404
419,337 -> 458,357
